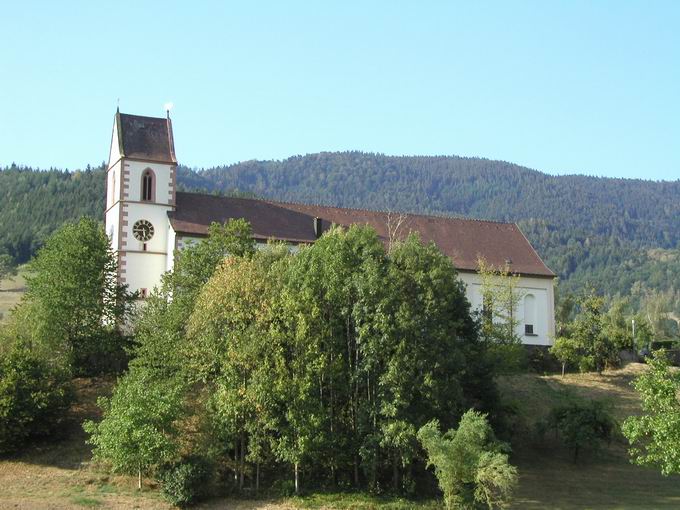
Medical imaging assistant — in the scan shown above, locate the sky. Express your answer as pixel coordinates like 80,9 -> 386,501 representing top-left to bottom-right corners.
1,1 -> 679,180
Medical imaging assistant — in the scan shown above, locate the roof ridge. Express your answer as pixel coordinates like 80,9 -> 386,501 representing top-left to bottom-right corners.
175,190 -> 516,227
119,112 -> 168,122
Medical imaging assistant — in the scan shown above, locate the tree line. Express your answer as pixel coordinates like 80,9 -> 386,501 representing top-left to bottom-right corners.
1,218 -> 520,508
4,216 -> 680,507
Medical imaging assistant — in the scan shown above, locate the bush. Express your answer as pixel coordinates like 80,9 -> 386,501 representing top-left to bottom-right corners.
417,410 -> 518,510
543,399 -> 615,460
0,343 -> 73,453
159,456 -> 213,507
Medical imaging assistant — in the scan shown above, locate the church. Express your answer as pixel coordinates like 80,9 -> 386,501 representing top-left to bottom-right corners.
105,110 -> 556,346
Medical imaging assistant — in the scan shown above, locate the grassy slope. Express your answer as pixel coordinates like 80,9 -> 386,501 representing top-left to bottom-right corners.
0,268 -> 26,323
2,366 -> 680,509
503,365 -> 680,510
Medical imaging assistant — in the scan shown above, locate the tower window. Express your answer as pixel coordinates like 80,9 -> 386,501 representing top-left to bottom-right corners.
141,169 -> 154,201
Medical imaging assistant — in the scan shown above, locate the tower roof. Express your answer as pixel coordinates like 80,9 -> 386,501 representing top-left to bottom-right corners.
115,111 -> 176,163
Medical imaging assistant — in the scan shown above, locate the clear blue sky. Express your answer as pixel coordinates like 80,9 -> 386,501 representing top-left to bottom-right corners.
1,1 -> 679,180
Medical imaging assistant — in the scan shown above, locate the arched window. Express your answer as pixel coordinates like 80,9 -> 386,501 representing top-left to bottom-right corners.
524,294 -> 536,335
141,169 -> 154,201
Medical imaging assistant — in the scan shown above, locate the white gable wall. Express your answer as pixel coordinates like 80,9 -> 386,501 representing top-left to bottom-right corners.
458,271 -> 555,346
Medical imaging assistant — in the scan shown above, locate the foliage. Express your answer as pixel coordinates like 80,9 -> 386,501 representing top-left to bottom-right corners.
622,350 -> 680,476
0,165 -> 105,264
556,292 -> 620,373
0,341 -> 73,453
130,219 -> 255,379
11,217 -> 134,375
544,400 -> 615,461
187,247 -> 286,489
84,370 -> 186,488
158,456 -> 213,507
417,411 -> 517,509
477,258 -> 526,374
127,223 -> 500,494
550,337 -> 580,376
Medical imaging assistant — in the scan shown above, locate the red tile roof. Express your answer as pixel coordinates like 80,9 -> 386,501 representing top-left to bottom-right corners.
169,191 -> 555,278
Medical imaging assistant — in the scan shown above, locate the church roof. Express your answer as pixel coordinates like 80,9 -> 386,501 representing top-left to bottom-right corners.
115,112 -> 176,163
169,191 -> 555,278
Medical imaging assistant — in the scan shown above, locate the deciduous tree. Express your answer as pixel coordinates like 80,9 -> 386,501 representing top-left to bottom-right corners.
623,350 -> 680,476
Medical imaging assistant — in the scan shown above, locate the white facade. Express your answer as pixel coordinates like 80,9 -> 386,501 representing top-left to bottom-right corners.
458,271 -> 555,345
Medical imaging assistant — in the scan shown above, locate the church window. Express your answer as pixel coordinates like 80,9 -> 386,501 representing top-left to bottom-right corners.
524,294 -> 536,335
141,169 -> 154,201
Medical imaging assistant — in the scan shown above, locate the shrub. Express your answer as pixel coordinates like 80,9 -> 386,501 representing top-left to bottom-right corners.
417,410 -> 518,510
0,343 -> 73,453
159,456 -> 213,507
544,399 -> 615,460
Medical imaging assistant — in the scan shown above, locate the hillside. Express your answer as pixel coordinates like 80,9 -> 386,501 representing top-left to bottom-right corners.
2,154 -> 680,308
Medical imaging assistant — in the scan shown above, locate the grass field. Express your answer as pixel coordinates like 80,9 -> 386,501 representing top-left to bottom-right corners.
501,366 -> 680,509
2,365 -> 680,509
0,267 -> 27,323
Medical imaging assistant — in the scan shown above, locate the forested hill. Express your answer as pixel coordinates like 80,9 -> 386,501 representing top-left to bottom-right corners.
184,152 -> 680,250
2,154 -> 680,304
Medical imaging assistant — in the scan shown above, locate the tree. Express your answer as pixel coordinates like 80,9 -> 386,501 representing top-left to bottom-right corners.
84,370 -> 186,489
376,235 -> 497,491
477,257 -> 526,373
187,247 -> 288,491
622,350 -> 680,476
0,253 -> 17,283
131,218 -> 256,379
417,411 -> 517,510
553,291 -> 620,374
550,337 -> 580,377
0,341 -> 73,453
16,217 -> 133,374
571,292 -> 619,373
544,399 -> 614,460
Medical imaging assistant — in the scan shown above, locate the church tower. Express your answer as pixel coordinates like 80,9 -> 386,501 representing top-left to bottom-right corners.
104,109 -> 177,297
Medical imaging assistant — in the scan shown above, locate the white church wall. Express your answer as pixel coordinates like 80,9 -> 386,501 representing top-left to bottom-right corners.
457,271 -> 555,346
105,203 -> 121,250
106,160 -> 121,210
125,160 -> 174,205
166,224 -> 177,272
123,202 -> 171,254
124,252 -> 168,295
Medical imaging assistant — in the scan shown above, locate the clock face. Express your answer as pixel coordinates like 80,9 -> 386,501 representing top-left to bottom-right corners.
132,219 -> 155,242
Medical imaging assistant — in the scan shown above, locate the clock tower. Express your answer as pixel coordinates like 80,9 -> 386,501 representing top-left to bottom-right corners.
104,109 -> 177,297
